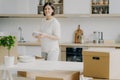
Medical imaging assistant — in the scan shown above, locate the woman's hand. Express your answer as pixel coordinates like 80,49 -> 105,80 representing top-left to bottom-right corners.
34,33 -> 48,39
33,32 -> 59,40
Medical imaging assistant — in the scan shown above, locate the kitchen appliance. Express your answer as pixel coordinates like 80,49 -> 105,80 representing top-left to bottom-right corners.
66,47 -> 83,62
93,31 -> 104,44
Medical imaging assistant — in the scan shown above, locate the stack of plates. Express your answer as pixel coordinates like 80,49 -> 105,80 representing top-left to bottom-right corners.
18,56 -> 35,63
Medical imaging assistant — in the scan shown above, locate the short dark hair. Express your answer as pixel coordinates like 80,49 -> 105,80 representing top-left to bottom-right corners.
43,2 -> 55,16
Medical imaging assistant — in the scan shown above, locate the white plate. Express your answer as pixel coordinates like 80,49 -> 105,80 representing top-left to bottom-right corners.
32,31 -> 43,36
18,56 -> 35,63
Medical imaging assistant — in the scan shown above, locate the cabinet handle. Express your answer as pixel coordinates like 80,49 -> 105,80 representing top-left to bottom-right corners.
92,56 -> 100,60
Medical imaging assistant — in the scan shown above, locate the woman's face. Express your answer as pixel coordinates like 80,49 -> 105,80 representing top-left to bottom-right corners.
44,5 -> 53,16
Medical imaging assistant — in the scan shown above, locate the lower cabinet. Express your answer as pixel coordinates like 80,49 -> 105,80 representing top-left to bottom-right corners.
17,46 -> 41,56
61,52 -> 66,61
60,46 -> 66,61
61,46 -> 116,62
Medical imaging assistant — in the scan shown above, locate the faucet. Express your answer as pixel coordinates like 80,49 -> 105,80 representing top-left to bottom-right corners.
18,27 -> 25,42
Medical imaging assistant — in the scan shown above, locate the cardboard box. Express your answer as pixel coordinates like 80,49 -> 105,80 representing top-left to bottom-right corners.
35,70 -> 80,80
17,71 -> 27,77
83,51 -> 109,79
82,48 -> 120,79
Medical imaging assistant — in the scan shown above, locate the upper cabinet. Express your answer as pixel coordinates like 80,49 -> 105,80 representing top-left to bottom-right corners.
38,0 -> 63,14
109,0 -> 120,14
64,0 -> 91,14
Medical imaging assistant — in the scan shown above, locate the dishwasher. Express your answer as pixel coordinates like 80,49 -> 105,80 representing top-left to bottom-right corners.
66,47 -> 83,62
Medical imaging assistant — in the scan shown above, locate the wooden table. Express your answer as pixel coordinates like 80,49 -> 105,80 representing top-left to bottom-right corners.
0,60 -> 83,80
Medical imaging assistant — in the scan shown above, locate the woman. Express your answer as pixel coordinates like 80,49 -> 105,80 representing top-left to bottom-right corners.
33,2 -> 61,61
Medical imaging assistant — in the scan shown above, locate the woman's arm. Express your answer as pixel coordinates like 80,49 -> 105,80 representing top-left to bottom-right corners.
41,33 -> 60,40
33,33 -> 59,40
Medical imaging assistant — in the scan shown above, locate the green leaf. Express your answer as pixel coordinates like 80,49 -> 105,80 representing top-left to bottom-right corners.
0,35 -> 16,56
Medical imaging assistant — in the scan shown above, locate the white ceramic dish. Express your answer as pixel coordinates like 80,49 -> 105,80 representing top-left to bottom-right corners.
18,56 -> 35,63
32,31 -> 43,36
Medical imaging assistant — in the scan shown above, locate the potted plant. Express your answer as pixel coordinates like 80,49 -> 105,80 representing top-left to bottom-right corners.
0,35 -> 16,66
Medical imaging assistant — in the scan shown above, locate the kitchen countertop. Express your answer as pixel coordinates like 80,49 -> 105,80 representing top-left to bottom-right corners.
60,43 -> 120,48
18,42 -> 120,48
18,41 -> 41,46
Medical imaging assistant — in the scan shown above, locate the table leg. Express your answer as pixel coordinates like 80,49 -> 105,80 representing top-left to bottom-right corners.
2,70 -> 7,80
2,70 -> 13,80
7,70 -> 13,80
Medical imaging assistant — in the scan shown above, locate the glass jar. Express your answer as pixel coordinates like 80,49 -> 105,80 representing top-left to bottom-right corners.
56,6 -> 60,14
93,31 -> 98,43
103,0 -> 108,5
39,0 -> 45,5
92,0 -> 97,5
99,0 -> 104,5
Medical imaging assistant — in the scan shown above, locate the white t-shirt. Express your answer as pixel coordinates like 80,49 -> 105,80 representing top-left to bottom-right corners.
39,17 -> 61,53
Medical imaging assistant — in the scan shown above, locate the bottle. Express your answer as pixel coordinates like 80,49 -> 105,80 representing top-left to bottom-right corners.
93,31 -> 97,43
103,0 -> 108,5
99,0 -> 103,5
81,35 -> 84,44
74,25 -> 83,44
39,0 -> 45,5
56,6 -> 60,14
92,0 -> 97,5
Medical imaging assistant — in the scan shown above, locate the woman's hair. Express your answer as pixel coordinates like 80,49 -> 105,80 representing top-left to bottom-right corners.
43,2 -> 55,16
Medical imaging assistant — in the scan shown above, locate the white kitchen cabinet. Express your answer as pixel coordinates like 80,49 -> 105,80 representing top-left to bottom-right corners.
17,46 -> 41,57
64,0 -> 91,14
109,0 -> 120,14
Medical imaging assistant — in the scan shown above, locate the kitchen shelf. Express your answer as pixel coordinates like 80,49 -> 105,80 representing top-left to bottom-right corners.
91,0 -> 109,14
1,14 -> 120,18
0,14 -> 66,18
38,0 -> 63,14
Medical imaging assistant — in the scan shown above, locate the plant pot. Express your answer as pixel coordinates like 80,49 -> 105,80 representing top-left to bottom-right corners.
4,56 -> 14,66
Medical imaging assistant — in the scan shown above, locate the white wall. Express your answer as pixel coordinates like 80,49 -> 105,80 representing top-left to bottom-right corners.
109,0 -> 120,14
0,0 -> 120,43
0,17 -> 120,43
0,0 -> 18,14
0,0 -> 39,14
64,0 -> 91,14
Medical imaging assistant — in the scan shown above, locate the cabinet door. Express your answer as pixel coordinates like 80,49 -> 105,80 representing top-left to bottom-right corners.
64,0 -> 91,14
61,52 -> 66,61
26,46 -> 41,56
18,46 -> 41,56
109,0 -> 120,14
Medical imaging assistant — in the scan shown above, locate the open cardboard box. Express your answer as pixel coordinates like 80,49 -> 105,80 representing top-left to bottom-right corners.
18,70 -> 80,80
82,48 -> 120,79
35,70 -> 80,80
